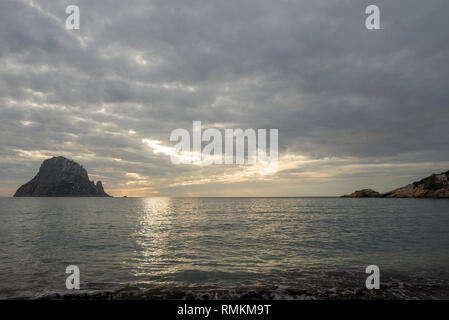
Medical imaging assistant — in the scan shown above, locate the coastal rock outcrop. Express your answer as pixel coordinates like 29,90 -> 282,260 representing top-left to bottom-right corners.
342,171 -> 449,199
342,189 -> 381,198
14,156 -> 110,197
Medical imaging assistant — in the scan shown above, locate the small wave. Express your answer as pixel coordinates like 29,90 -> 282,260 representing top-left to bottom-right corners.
26,280 -> 448,300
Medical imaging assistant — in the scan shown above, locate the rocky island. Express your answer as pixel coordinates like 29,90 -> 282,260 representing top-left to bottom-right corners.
14,156 -> 110,197
343,171 -> 449,198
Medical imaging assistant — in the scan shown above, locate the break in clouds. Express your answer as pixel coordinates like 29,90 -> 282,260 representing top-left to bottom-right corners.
1,0 -> 449,196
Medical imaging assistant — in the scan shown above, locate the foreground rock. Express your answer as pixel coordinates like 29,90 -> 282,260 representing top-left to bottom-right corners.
14,156 -> 110,197
343,171 -> 449,198
27,285 -> 393,300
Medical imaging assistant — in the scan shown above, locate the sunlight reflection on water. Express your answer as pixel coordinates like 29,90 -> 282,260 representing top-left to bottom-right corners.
1,197 -> 449,298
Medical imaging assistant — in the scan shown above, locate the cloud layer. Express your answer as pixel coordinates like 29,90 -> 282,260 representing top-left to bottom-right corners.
1,0 -> 449,196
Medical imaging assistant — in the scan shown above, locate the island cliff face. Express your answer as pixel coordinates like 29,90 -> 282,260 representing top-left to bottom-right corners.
343,171 -> 449,198
14,156 -> 110,197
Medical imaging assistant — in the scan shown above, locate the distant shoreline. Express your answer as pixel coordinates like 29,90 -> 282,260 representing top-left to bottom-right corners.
2,196 -> 449,199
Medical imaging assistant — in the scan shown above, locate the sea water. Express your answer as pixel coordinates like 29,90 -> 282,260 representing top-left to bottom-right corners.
0,197 -> 448,299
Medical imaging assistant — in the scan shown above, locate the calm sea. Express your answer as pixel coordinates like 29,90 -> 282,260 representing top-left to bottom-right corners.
0,197 -> 448,299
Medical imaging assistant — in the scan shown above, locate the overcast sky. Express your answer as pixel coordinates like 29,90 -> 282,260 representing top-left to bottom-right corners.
1,0 -> 449,197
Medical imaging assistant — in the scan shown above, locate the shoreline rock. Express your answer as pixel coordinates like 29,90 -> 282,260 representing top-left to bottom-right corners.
342,171 -> 449,198
342,189 -> 381,198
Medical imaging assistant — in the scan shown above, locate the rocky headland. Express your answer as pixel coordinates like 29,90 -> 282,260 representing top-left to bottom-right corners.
14,156 -> 110,197
341,189 -> 381,198
342,171 -> 449,198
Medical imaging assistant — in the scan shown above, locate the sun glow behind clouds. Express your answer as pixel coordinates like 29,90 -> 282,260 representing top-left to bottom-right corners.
142,135 -> 284,184
142,137 -> 278,175
142,138 -> 202,165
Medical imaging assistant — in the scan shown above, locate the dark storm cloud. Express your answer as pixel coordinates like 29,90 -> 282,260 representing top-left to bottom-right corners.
1,0 -> 449,196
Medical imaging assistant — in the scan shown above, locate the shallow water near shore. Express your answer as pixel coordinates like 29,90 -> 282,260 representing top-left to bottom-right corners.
1,197 -> 449,299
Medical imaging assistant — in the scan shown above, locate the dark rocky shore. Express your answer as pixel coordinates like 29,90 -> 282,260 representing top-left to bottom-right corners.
14,156 -> 110,197
25,286 -> 394,300
343,171 -> 449,198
